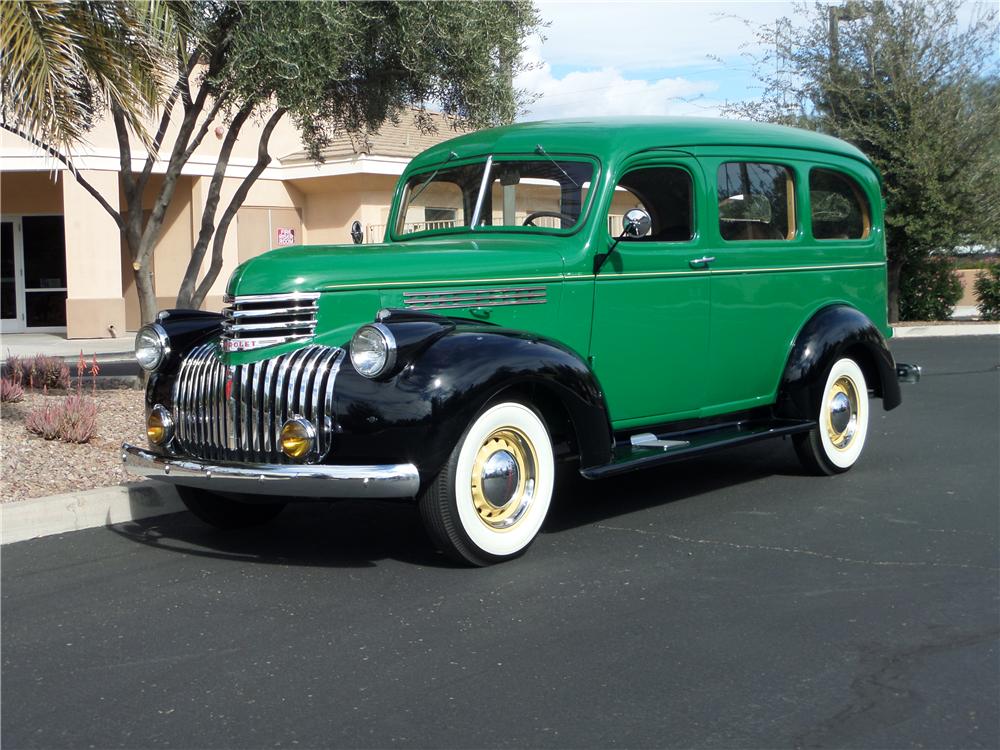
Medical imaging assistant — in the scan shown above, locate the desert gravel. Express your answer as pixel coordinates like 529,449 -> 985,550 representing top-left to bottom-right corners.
1,388 -> 147,503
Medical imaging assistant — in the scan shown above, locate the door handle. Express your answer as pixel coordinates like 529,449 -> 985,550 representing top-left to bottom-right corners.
689,256 -> 715,268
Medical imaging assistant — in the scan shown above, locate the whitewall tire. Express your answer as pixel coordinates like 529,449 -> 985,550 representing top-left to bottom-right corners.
794,357 -> 869,475
419,401 -> 555,566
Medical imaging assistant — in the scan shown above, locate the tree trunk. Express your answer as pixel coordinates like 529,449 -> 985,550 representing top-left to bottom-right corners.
135,260 -> 158,326
887,259 -> 902,324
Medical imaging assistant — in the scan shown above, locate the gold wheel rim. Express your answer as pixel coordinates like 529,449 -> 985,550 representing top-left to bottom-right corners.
470,427 -> 538,530
825,375 -> 859,451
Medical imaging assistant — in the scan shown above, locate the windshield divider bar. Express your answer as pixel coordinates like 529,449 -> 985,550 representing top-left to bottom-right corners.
470,155 -> 494,230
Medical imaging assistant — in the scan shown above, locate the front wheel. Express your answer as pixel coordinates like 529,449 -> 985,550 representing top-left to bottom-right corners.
176,486 -> 286,529
419,401 -> 555,566
794,357 -> 870,475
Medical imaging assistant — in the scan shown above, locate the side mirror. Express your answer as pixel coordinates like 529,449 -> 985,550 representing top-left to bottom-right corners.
350,220 -> 364,245
595,207 -> 653,274
622,208 -> 651,238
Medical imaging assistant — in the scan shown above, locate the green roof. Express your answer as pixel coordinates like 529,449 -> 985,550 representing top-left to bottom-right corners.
409,116 -> 873,170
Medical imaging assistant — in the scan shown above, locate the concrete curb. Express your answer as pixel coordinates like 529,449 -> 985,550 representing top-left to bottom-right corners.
1,482 -> 185,545
892,323 -> 1000,338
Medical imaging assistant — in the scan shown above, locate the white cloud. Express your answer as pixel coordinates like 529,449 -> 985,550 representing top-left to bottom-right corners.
516,36 -> 725,120
531,0 -> 790,72
514,1 -> 788,120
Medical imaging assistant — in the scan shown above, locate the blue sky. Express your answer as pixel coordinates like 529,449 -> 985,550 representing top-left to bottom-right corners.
515,0 -> 998,121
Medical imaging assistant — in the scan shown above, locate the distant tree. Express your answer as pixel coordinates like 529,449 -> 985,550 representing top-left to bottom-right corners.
724,0 -> 1000,322
1,1 -> 541,324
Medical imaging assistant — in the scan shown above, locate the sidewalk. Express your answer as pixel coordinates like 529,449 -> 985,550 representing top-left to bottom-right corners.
892,321 -> 1000,337
1,331 -> 136,361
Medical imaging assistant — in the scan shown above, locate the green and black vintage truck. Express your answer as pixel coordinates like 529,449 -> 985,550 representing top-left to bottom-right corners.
124,117 -> 919,565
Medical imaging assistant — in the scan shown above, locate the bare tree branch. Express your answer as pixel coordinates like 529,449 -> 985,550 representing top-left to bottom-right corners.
111,105 -> 136,200
176,100 -> 259,306
191,107 -> 287,308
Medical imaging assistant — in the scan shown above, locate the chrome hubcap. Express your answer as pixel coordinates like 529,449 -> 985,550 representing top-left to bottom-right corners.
829,391 -> 851,434
826,376 -> 859,450
470,428 -> 537,530
481,450 -> 520,508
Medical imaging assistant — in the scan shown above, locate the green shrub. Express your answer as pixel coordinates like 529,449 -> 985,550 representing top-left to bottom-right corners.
899,257 -> 963,321
973,264 -> 1000,320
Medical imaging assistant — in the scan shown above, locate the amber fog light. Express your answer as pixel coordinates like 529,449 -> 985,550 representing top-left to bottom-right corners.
146,405 -> 174,445
280,417 -> 316,461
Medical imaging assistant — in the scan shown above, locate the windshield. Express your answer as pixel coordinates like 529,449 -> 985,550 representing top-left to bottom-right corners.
396,157 -> 595,236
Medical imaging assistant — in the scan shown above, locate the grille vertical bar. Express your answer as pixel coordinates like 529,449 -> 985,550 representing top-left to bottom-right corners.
171,344 -> 343,463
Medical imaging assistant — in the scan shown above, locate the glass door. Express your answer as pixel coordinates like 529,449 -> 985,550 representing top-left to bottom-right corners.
21,216 -> 67,329
1,218 -> 25,333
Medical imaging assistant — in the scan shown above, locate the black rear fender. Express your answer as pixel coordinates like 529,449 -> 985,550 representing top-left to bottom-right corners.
776,304 -> 900,420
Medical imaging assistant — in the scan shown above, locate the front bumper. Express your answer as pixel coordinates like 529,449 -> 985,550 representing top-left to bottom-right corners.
121,443 -> 420,499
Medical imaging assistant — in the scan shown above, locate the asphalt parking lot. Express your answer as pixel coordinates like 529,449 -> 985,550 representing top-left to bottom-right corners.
3,335 -> 998,749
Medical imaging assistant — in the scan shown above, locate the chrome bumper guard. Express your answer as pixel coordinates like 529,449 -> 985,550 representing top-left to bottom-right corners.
121,443 -> 420,499
896,363 -> 922,384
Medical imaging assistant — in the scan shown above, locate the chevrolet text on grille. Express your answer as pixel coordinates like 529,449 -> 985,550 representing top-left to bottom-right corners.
221,292 -> 320,352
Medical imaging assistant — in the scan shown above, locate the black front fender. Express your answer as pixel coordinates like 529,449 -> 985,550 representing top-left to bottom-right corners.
776,304 -> 900,420
146,309 -> 224,411
330,323 -> 613,480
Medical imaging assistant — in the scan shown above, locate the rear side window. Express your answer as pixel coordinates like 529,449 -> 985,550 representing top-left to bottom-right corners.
717,162 -> 795,241
809,169 -> 871,240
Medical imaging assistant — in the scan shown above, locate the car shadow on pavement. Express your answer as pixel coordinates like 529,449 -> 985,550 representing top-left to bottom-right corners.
544,436 -> 808,533
109,437 -> 807,568
108,499 -> 449,569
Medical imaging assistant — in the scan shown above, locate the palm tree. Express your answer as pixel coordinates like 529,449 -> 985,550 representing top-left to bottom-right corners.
0,0 -> 186,154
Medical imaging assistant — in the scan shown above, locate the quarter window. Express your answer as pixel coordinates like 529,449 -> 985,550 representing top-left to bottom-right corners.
809,169 -> 870,240
717,162 -> 795,241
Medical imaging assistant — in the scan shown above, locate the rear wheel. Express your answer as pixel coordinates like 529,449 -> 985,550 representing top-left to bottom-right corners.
794,357 -> 869,475
176,486 -> 286,529
419,401 -> 555,566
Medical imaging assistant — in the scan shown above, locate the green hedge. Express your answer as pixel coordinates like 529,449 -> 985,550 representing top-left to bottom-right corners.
974,264 -> 1000,320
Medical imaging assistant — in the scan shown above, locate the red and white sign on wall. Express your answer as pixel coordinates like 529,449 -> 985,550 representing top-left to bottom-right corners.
275,227 -> 295,246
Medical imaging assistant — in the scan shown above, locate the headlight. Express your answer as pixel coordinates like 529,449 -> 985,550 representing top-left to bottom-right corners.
135,323 -> 170,371
350,323 -> 396,379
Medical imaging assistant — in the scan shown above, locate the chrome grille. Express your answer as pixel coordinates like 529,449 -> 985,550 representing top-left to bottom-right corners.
171,343 -> 343,463
221,292 -> 319,352
403,286 -> 546,310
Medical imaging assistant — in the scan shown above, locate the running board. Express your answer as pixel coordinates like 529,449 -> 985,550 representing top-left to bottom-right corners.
581,419 -> 815,479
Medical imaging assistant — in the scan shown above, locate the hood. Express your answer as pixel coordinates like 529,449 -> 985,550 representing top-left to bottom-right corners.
227,236 -> 568,297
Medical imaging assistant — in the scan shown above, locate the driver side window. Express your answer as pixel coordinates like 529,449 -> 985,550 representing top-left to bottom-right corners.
608,167 -> 693,241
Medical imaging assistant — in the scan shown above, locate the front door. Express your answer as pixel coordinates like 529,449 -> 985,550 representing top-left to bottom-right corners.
589,157 -> 710,427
